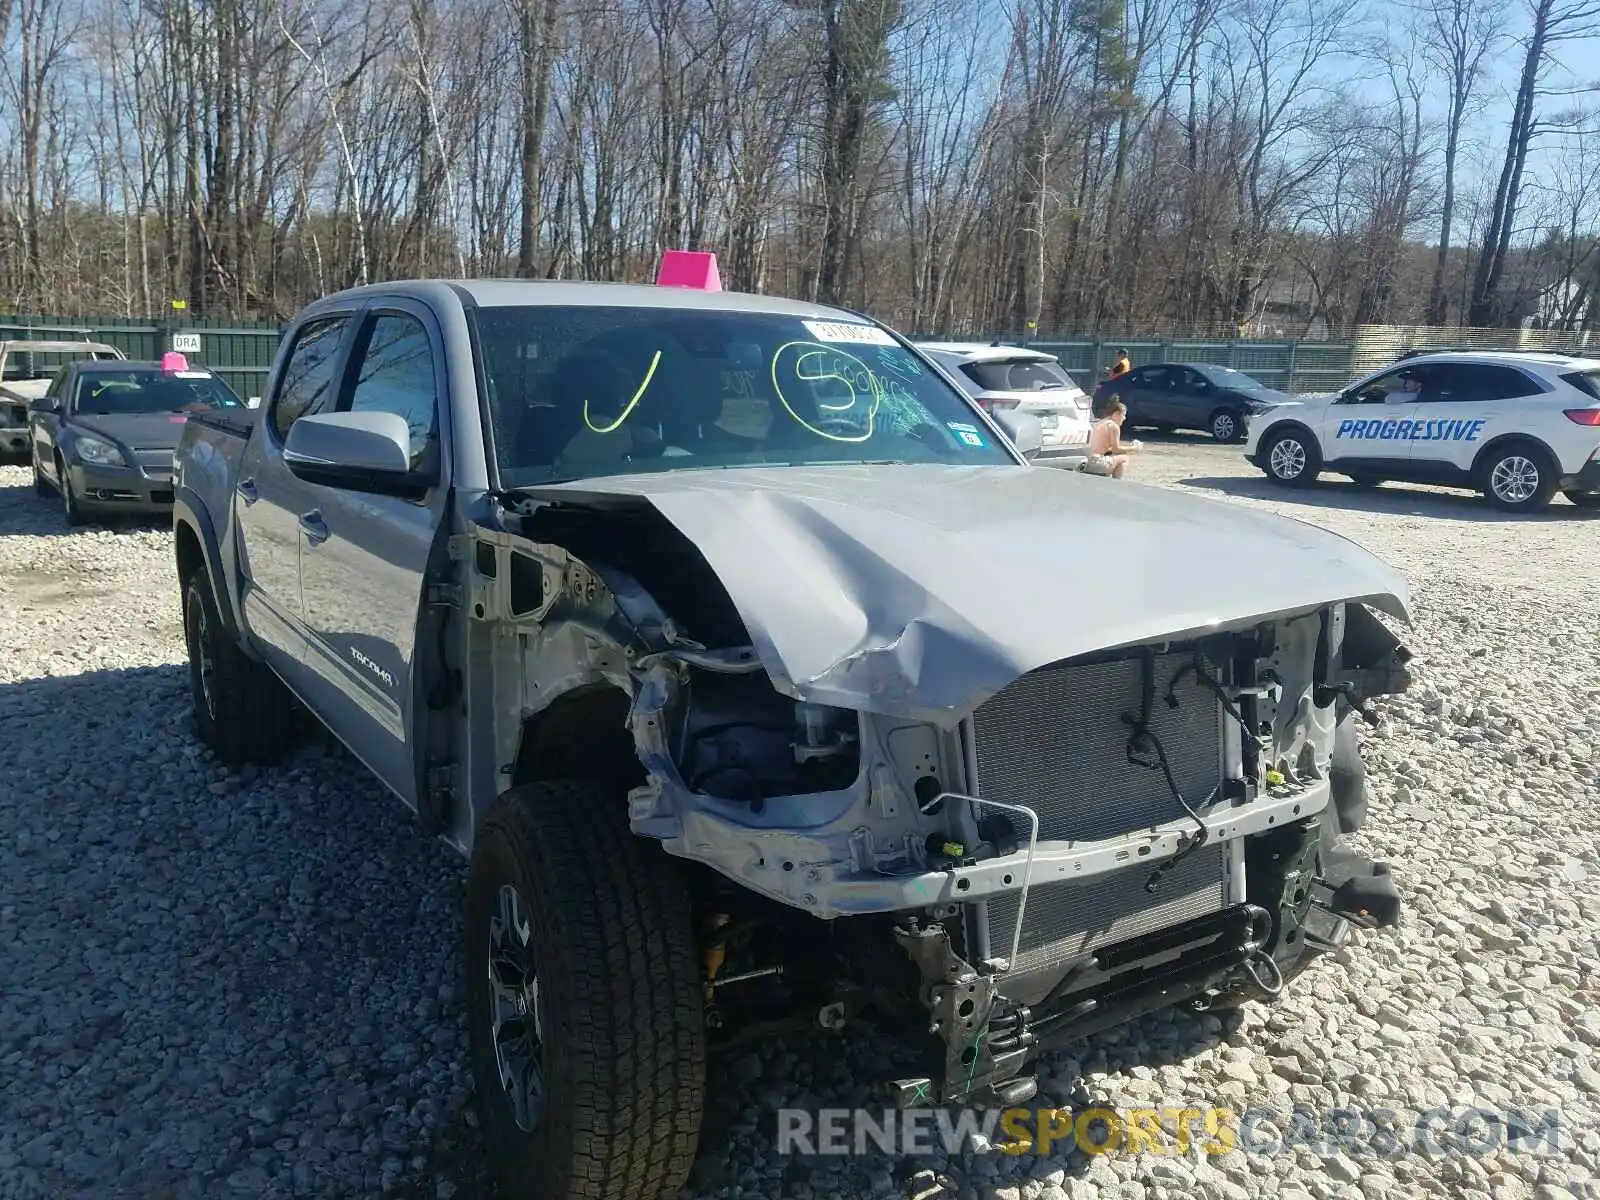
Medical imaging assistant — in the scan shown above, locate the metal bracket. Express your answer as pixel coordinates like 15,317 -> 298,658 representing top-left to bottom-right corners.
426,582 -> 463,609
422,762 -> 456,834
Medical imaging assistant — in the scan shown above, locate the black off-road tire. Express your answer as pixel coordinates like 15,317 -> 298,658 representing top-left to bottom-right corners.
1479,442 -> 1558,513
1563,489 -> 1600,509
182,568 -> 297,764
465,780 -> 706,1200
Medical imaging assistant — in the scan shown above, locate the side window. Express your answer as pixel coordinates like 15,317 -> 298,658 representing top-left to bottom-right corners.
344,313 -> 439,465
271,316 -> 349,441
1442,364 -> 1542,403
1343,368 -> 1420,405
43,368 -> 65,400
952,364 -> 986,397
1181,368 -> 1211,391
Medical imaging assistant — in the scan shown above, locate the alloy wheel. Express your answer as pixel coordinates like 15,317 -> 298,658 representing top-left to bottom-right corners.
1489,455 -> 1539,505
1269,436 -> 1306,480
487,883 -> 546,1133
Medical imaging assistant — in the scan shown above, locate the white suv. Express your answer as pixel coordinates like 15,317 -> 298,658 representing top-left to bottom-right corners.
916,342 -> 1093,462
1244,350 -> 1600,513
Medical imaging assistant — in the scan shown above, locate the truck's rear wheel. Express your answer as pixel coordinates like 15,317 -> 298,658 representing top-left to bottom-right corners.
182,568 -> 296,764
465,780 -> 706,1200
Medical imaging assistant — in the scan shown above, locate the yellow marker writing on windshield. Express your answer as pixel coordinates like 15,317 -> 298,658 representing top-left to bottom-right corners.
770,341 -> 883,443
583,351 -> 662,434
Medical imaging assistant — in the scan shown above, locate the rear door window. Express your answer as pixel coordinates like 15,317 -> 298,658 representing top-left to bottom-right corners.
1420,363 -> 1542,404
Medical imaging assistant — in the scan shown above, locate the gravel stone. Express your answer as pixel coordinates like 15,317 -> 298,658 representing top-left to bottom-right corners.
3,443 -> 1599,1198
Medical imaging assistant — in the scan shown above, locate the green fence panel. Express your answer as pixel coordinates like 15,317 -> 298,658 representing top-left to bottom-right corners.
6,319 -> 1366,401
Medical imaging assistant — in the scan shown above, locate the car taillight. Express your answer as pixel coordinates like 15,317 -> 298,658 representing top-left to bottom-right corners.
1564,408 -> 1600,425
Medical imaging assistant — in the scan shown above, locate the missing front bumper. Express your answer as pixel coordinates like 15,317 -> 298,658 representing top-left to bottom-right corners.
889,843 -> 1401,1108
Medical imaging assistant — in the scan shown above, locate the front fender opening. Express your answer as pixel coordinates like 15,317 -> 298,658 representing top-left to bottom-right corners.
513,683 -> 643,792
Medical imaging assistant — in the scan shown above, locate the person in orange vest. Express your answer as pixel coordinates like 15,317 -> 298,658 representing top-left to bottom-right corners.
1107,348 -> 1132,380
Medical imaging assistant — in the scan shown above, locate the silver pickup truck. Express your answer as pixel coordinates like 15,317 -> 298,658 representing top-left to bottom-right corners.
172,273 -> 1412,1200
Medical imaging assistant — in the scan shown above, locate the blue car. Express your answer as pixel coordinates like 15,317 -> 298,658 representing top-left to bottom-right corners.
1092,362 -> 1290,442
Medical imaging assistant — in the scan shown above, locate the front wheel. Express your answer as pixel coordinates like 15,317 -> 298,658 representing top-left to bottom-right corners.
1209,409 -> 1244,443
1480,444 -> 1557,513
1261,428 -> 1321,487
58,458 -> 85,525
1563,489 -> 1600,509
466,780 -> 706,1200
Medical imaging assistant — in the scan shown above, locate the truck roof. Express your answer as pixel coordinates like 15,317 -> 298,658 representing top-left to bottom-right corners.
0,339 -> 120,352
317,278 -> 871,323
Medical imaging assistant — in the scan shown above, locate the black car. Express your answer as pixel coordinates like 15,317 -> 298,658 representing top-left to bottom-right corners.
1092,361 -> 1290,442
28,358 -> 246,524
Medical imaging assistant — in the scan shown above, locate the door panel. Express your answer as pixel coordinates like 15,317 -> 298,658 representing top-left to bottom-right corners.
1409,363 -> 1535,474
237,313 -> 353,682
297,306 -> 448,806
235,434 -> 314,678
1320,366 -> 1424,470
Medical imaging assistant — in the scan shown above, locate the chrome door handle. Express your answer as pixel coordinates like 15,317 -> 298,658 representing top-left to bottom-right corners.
298,510 -> 329,546
237,478 -> 259,504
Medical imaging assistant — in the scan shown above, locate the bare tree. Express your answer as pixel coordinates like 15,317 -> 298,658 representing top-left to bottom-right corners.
1467,0 -> 1600,325
1416,0 -> 1501,323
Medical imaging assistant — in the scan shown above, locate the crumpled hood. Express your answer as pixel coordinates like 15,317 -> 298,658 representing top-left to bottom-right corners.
535,464 -> 1409,723
73,412 -> 190,451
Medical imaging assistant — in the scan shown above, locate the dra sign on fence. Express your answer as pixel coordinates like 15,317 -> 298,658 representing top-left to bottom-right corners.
170,333 -> 202,354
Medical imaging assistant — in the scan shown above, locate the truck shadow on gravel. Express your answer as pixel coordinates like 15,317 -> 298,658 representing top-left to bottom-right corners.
1179,473 -> 1600,522
0,661 -> 1252,1200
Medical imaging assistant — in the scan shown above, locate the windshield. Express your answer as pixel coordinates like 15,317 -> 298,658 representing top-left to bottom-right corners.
1204,366 -> 1272,392
473,306 -> 1016,486
962,357 -> 1075,393
73,368 -> 243,415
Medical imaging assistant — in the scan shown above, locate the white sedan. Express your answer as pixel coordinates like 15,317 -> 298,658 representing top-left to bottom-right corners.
916,342 -> 1093,462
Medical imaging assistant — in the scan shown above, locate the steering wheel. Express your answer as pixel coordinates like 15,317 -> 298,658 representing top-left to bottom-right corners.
810,415 -> 869,440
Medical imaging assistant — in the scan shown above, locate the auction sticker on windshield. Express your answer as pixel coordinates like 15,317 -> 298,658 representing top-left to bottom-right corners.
802,320 -> 897,346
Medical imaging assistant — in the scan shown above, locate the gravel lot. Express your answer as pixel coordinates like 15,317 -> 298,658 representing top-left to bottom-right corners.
1,441 -> 1597,1200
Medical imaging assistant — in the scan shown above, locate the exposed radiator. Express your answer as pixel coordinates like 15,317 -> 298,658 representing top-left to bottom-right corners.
969,649 -> 1233,992
970,649 -> 1225,842
985,843 -> 1230,978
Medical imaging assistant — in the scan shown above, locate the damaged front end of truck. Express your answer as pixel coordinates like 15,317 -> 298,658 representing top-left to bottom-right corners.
447,466 -> 1413,1108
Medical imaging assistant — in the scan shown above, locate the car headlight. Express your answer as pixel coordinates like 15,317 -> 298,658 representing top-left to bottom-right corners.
73,434 -> 124,466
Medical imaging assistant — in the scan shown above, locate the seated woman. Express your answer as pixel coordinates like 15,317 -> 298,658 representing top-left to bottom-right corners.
1082,396 -> 1141,478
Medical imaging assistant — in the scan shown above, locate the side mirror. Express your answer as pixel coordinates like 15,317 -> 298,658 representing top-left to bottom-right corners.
283,411 -> 430,495
30,396 -> 58,414
992,408 -> 1044,459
